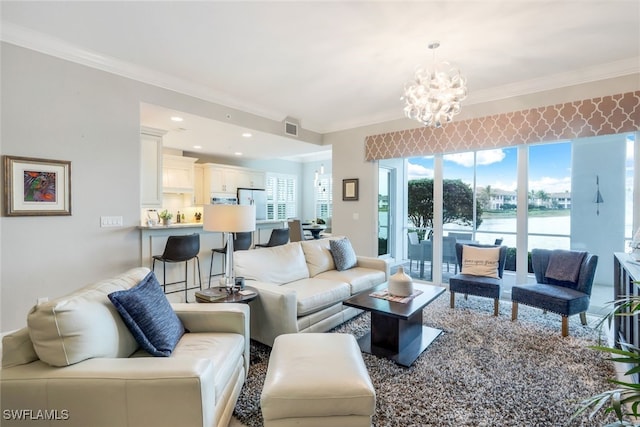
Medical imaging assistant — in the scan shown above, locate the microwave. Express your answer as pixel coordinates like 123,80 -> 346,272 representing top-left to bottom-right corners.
211,193 -> 238,205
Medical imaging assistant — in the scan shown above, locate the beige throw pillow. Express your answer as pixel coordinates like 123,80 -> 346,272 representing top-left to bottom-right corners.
461,245 -> 500,278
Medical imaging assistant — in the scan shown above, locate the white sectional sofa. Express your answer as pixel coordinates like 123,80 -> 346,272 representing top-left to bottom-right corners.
0,267 -> 249,427
234,237 -> 389,346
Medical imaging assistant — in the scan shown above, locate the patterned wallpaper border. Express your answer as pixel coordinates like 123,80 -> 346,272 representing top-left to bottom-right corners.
365,91 -> 640,161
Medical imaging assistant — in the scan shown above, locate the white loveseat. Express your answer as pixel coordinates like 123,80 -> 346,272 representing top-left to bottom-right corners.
0,267 -> 249,427
234,237 -> 389,346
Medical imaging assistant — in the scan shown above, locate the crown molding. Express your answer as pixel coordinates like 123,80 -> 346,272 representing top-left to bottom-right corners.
0,22 -> 288,124
465,57 -> 640,105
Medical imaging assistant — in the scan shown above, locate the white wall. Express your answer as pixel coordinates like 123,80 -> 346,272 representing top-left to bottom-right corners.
571,134 -> 627,285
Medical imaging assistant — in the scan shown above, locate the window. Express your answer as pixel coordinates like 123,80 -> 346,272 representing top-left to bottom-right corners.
266,173 -> 296,220
528,142 -> 571,250
314,175 -> 332,220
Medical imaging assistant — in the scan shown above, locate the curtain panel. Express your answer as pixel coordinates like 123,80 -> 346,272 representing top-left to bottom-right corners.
365,91 -> 640,161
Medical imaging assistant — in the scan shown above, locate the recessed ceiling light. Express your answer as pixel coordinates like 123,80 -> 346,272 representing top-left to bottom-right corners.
242,132 -> 252,138
171,116 -> 183,122
193,145 -> 202,149
235,152 -> 243,156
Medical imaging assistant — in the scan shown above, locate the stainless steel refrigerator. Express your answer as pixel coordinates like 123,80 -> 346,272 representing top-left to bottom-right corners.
237,188 -> 267,220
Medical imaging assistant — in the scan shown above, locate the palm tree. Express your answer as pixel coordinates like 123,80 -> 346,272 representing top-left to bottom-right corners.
536,190 -> 550,208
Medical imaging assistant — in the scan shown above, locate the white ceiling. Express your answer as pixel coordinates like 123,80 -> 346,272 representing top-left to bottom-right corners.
2,1 -> 639,160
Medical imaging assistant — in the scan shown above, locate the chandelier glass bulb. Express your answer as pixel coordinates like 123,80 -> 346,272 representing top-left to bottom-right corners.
402,41 -> 467,128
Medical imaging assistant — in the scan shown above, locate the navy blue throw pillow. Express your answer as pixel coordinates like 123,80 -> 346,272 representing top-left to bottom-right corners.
108,271 -> 185,357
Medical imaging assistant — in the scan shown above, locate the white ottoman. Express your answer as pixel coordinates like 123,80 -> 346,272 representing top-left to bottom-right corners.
260,333 -> 376,427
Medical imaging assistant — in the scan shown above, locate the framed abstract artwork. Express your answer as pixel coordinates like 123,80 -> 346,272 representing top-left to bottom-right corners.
342,178 -> 359,201
3,155 -> 71,216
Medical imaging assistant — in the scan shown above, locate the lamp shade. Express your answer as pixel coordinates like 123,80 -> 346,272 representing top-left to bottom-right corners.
203,204 -> 256,233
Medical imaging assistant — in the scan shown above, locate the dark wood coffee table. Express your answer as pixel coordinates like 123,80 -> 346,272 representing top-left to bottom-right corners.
343,282 -> 445,367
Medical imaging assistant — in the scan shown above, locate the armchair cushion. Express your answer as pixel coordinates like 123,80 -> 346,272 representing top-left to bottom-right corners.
460,245 -> 500,278
1,327 -> 38,368
26,267 -> 148,367
329,237 -> 357,271
109,272 -> 185,357
449,275 -> 502,299
511,283 -> 590,316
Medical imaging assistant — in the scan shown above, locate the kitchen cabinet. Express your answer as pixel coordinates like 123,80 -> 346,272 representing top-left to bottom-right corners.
201,164 -> 266,201
140,126 -> 165,208
193,164 -> 205,205
163,155 -> 198,193
238,170 -> 265,189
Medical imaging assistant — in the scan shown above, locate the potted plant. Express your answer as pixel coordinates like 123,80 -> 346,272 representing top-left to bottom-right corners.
158,209 -> 173,226
572,286 -> 640,426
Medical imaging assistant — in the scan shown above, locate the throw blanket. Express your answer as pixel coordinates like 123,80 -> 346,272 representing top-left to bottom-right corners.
545,250 -> 586,283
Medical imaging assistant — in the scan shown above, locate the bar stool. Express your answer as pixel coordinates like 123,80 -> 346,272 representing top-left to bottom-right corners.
255,228 -> 290,248
209,231 -> 253,287
152,233 -> 202,302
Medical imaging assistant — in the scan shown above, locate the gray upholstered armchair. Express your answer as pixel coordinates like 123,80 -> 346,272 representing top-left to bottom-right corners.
449,243 -> 508,316
511,248 -> 598,337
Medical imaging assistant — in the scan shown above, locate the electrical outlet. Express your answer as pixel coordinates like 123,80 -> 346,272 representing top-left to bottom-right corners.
100,216 -> 124,227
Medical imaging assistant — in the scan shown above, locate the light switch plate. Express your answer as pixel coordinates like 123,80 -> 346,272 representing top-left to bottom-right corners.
100,216 -> 123,227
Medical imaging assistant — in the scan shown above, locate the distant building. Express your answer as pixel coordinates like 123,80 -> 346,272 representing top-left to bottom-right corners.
477,187 -> 571,210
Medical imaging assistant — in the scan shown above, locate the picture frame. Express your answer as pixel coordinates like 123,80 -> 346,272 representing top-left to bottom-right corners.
3,155 -> 71,216
342,178 -> 359,201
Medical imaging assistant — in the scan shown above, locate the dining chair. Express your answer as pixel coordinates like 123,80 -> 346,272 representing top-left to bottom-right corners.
407,232 -> 422,272
288,219 -> 313,242
442,236 -> 458,273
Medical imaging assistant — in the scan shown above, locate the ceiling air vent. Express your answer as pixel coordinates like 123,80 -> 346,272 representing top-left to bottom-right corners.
284,117 -> 299,137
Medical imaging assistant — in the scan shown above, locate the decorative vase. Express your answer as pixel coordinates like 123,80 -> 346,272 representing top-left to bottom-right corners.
388,266 -> 414,297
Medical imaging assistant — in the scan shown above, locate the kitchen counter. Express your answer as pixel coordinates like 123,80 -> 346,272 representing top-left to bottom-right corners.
138,222 -> 203,230
138,219 -> 284,230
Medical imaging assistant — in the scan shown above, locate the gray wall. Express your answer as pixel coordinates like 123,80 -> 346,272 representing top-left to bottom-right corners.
0,43 -> 322,332
1,44 -> 142,331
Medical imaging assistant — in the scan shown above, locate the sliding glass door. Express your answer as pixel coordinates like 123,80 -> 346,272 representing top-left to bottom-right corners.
378,167 -> 394,257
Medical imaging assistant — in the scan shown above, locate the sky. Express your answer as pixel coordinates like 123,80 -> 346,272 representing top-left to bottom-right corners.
407,134 -> 636,195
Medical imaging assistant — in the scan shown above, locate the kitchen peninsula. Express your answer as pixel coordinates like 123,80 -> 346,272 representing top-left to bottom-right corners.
139,220 -> 286,300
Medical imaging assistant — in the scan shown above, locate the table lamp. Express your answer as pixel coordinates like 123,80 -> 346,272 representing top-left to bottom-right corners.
203,204 -> 256,292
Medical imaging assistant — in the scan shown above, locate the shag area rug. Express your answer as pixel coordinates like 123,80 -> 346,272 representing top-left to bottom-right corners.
234,293 -> 617,426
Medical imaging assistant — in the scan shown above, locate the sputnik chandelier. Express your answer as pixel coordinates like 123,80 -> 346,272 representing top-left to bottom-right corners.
402,41 -> 467,128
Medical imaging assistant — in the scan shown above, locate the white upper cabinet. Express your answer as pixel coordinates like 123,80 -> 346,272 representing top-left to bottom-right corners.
193,164 -> 205,205
140,127 -> 165,208
201,164 -> 266,200
162,155 -> 198,193
238,170 -> 266,189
